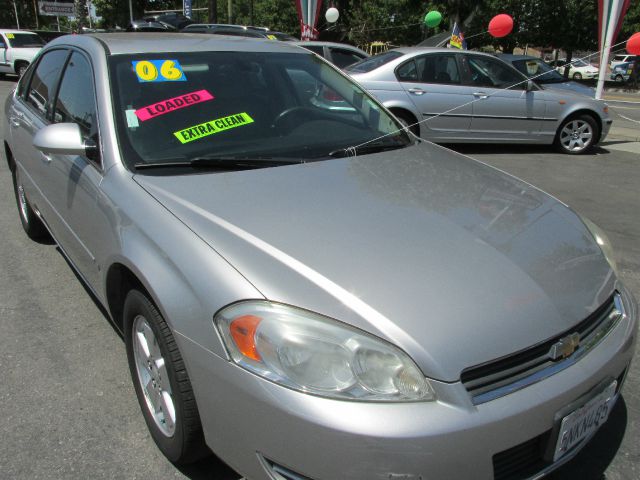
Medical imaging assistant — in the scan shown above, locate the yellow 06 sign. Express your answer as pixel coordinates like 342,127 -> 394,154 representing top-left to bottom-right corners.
133,60 -> 186,83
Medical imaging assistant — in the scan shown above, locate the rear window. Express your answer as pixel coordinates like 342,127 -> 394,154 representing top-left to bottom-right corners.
346,51 -> 403,73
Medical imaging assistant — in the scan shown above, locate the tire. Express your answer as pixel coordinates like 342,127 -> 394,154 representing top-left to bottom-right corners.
124,289 -> 209,465
554,114 -> 599,155
391,109 -> 420,137
11,166 -> 49,240
573,72 -> 582,80
614,74 -> 624,83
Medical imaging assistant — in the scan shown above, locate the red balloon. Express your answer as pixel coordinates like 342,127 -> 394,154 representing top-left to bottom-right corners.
488,14 -> 514,38
627,32 -> 640,55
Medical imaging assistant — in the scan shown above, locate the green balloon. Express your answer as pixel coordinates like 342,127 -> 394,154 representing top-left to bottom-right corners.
424,11 -> 442,28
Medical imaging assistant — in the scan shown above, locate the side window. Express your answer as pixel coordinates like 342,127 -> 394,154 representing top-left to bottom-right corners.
53,52 -> 99,159
330,48 -> 366,69
421,55 -> 460,84
396,59 -> 418,81
26,49 -> 69,118
467,56 -> 526,89
304,45 -> 325,56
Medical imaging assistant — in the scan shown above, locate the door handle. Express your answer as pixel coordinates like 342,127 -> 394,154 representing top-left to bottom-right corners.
473,92 -> 488,99
40,153 -> 52,164
408,88 -> 426,95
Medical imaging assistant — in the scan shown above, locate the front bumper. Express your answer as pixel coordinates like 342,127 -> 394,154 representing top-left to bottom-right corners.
601,118 -> 613,143
181,288 -> 637,480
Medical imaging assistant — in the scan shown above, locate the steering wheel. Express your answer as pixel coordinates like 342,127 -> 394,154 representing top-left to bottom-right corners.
271,106 -> 319,134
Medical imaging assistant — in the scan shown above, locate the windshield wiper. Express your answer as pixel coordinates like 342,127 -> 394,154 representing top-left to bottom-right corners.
134,156 -> 304,171
327,138 -> 411,158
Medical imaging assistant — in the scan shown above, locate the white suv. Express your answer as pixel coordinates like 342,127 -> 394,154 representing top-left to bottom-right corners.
0,30 -> 44,77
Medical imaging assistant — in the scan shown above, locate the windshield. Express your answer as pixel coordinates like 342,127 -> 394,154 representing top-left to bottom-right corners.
573,59 -> 591,67
511,58 -> 565,83
346,51 -> 404,73
5,33 -> 44,48
110,51 -> 411,171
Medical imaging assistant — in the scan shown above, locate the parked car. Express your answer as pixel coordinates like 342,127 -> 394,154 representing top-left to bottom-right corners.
294,41 -> 369,69
28,29 -> 67,43
497,54 -> 595,97
4,33 -> 636,480
347,48 -> 611,154
127,20 -> 177,32
610,54 -> 638,70
548,58 -> 599,80
143,12 -> 194,30
610,61 -> 636,83
181,23 -> 296,41
0,29 -> 44,77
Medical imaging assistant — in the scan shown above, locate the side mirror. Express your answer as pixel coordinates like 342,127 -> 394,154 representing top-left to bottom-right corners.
33,123 -> 90,156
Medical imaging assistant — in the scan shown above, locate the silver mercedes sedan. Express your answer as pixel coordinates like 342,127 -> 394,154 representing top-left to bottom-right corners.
346,48 -> 612,154
3,34 -> 637,480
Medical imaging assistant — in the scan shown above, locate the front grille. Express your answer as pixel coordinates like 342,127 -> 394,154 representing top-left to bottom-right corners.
462,293 -> 624,404
493,430 -> 551,480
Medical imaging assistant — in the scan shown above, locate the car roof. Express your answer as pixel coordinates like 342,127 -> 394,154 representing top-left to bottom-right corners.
389,47 -> 503,60
0,29 -> 40,34
496,54 -> 539,61
293,41 -> 367,52
46,32 -> 308,55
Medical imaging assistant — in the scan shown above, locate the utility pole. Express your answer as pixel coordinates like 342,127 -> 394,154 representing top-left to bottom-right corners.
12,0 -> 21,29
33,0 -> 40,29
227,0 -> 232,24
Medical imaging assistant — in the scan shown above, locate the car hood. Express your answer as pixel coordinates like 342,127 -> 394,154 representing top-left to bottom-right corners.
134,142 -> 615,381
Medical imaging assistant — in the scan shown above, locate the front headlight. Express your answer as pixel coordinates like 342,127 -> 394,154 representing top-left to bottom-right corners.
215,301 -> 435,402
581,216 -> 618,273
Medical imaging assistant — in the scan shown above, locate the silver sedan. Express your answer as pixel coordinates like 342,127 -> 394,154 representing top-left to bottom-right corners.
347,47 -> 612,154
3,33 -> 636,480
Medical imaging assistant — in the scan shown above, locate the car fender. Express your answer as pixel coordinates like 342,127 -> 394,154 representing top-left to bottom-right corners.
98,172 -> 262,359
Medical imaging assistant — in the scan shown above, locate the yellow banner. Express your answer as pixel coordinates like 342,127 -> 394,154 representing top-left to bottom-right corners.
174,112 -> 254,144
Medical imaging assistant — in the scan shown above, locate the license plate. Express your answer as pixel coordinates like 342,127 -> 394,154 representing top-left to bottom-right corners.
553,381 -> 617,461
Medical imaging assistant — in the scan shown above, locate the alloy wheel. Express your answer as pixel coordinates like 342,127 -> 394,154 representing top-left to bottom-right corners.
133,315 -> 176,437
559,119 -> 593,153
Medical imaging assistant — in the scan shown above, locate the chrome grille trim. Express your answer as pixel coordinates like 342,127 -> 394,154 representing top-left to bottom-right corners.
462,293 -> 625,405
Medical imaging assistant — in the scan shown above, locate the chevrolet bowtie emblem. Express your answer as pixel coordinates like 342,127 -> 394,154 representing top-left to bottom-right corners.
549,332 -> 580,361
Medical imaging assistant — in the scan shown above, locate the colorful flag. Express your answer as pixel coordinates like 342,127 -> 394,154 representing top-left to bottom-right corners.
295,0 -> 323,40
596,0 -> 632,98
450,22 -> 467,50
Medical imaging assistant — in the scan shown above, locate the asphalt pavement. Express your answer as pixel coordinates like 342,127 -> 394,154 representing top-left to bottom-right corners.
0,76 -> 639,480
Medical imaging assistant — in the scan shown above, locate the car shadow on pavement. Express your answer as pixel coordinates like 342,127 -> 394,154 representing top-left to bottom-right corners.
547,395 -> 628,480
54,244 -> 244,479
178,453 -> 242,479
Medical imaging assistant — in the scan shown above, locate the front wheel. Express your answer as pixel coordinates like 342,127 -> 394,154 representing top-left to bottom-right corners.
124,290 -> 209,464
555,115 -> 599,155
614,74 -> 624,83
572,72 -> 583,80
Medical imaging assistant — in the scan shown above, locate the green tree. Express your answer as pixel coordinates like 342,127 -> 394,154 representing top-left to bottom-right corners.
347,0 -> 425,47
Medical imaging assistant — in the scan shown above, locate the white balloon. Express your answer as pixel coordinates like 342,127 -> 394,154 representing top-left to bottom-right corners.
325,7 -> 339,23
